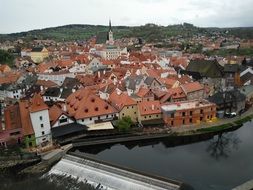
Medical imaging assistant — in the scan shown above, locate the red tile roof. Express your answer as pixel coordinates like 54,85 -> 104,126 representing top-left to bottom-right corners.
19,100 -> 34,135
181,81 -> 203,94
138,100 -> 161,116
66,88 -> 118,120
4,104 -> 22,131
29,93 -> 48,113
109,90 -> 136,111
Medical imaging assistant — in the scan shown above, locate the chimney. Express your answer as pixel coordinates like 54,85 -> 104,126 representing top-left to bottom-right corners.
98,71 -> 101,78
40,86 -> 44,91
72,88 -> 76,93
152,104 -> 155,110
60,88 -> 63,93
63,104 -> 67,112
103,70 -> 106,75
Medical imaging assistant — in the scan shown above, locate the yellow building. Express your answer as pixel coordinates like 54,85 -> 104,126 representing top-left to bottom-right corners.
30,47 -> 49,63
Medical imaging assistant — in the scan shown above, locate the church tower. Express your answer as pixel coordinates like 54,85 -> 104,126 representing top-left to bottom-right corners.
107,19 -> 114,45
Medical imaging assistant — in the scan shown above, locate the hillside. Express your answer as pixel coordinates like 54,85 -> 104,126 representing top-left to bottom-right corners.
0,24 -> 253,43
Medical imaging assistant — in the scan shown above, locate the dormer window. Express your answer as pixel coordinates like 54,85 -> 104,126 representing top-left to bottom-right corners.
95,107 -> 99,111
84,108 -> 89,113
91,98 -> 95,102
105,105 -> 109,110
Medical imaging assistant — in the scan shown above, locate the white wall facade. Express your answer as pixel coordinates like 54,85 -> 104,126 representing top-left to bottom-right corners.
30,109 -> 51,146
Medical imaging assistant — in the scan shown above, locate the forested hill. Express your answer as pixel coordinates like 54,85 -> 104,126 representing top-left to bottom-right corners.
0,23 -> 253,43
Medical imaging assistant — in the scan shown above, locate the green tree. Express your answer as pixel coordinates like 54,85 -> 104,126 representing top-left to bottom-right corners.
0,49 -> 15,67
116,116 -> 133,132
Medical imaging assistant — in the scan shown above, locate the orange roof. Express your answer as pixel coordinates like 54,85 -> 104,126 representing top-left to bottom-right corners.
29,93 -> 48,113
181,81 -> 203,94
19,100 -> 34,135
109,90 -> 136,110
66,88 -> 117,120
0,64 -> 11,73
4,104 -> 21,131
138,100 -> 161,116
136,88 -> 150,98
159,78 -> 178,88
0,72 -> 21,85
49,105 -> 65,126
36,79 -> 58,88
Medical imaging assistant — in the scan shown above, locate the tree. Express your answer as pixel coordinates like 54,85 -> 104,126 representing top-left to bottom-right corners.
0,49 -> 15,67
116,116 -> 133,132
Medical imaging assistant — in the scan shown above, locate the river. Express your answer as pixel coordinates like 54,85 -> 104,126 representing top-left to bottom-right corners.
74,121 -> 253,190
2,121 -> 253,190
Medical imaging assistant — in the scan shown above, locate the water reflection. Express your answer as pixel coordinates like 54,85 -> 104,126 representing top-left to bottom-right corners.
206,133 -> 241,160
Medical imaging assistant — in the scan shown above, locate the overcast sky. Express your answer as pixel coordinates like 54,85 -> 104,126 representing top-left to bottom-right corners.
1,0 -> 253,34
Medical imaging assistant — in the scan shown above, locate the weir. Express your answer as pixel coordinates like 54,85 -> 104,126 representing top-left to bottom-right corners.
48,152 -> 186,190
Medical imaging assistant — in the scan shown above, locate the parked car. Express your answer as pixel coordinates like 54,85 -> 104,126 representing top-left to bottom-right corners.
225,112 -> 237,118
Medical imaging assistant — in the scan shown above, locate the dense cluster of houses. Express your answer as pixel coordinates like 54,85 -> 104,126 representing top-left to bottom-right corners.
1,21 -> 253,149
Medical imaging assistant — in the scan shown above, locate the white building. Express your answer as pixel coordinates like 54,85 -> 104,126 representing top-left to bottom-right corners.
29,93 -> 52,146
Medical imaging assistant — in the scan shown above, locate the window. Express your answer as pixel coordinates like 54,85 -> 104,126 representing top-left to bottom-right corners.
156,115 -> 159,117
41,124 -> 44,128
183,119 -> 185,125
127,106 -> 129,109
190,111 -> 193,116
149,115 -> 151,118
40,116 -> 43,121
42,131 -> 45,135
122,113 -> 125,116
171,113 -> 174,118
182,112 -> 185,117
200,109 -> 203,114
82,119 -> 84,122
134,112 -> 137,114
144,116 -> 147,119
90,118 -> 92,121
200,117 -> 203,121
28,135 -> 31,139
171,120 -> 174,126
132,106 -> 134,108
59,118 -> 68,123
190,118 -> 193,123
29,142 -> 33,147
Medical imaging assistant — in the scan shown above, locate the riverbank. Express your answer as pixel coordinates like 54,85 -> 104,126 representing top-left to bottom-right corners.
1,109 -> 253,179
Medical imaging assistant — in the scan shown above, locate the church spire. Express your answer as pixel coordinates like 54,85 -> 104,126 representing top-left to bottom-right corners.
109,19 -> 112,31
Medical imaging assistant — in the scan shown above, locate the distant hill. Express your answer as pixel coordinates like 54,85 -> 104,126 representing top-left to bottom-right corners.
0,24 -> 253,43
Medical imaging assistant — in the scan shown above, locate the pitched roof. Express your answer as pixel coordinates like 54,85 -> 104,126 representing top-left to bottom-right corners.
181,82 -> 203,94
19,100 -> 34,135
138,100 -> 161,116
4,104 -> 22,131
29,93 -> 48,113
109,90 -> 136,110
136,88 -> 150,98
186,59 -> 223,78
49,105 -> 66,126
43,87 -> 61,97
66,88 -> 117,120
36,79 -> 59,88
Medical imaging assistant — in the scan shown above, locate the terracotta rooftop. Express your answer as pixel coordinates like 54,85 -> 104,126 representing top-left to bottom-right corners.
109,90 -> 136,111
181,81 -> 203,94
19,100 -> 34,135
66,88 -> 117,120
29,93 -> 48,113
138,100 -> 161,116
